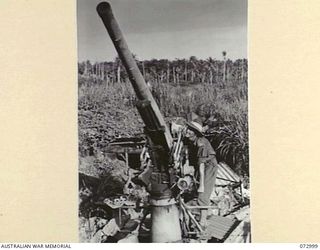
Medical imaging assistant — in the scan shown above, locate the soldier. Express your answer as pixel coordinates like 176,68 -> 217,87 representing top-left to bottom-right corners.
185,121 -> 219,229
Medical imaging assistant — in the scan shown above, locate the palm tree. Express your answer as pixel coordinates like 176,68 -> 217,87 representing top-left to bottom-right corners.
167,61 -> 170,83
78,62 -> 85,75
158,59 -> 168,83
101,62 -> 105,80
206,57 -> 218,84
222,51 -> 227,83
189,56 -> 198,82
114,56 -> 122,83
85,60 -> 92,77
184,59 -> 188,82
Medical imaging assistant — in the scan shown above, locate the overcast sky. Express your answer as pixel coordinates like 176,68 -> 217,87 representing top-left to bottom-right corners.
77,0 -> 247,62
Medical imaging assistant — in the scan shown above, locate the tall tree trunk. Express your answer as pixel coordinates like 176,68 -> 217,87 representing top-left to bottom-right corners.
117,65 -> 121,83
160,70 -> 164,83
84,63 -> 87,77
209,70 -> 213,84
201,73 -> 205,83
185,61 -> 187,82
223,60 -> 226,83
241,59 -> 244,81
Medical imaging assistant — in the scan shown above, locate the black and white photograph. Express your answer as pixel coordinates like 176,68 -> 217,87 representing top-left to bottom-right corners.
77,0 -> 249,243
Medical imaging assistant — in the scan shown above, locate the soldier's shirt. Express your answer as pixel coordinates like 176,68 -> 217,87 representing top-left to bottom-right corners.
187,137 -> 218,169
186,136 -> 218,206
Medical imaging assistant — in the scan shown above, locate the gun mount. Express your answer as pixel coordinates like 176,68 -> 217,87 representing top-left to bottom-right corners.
97,2 -> 181,242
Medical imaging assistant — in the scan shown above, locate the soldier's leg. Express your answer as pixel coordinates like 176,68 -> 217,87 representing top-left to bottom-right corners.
198,165 -> 218,229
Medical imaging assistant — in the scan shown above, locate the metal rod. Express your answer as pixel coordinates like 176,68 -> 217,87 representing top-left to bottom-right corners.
185,205 -> 218,209
180,200 -> 203,233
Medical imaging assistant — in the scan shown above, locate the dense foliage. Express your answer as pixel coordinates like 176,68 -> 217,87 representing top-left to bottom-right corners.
78,57 -> 247,85
78,57 -> 249,176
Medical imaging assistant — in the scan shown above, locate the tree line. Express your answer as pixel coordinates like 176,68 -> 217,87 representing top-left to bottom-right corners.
78,54 -> 247,85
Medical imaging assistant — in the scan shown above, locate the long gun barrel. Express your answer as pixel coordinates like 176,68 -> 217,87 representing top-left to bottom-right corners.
96,2 -> 172,150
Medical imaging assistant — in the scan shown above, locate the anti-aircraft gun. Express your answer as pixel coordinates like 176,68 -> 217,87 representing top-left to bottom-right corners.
96,2 -> 183,243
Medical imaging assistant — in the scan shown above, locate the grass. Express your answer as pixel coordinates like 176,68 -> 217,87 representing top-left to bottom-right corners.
78,76 -> 249,175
